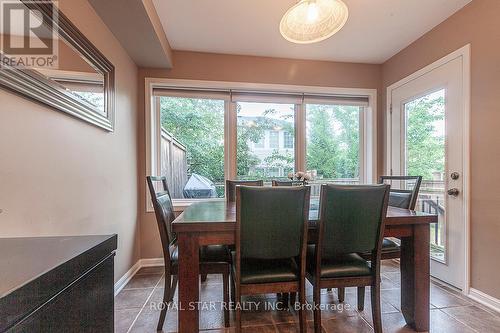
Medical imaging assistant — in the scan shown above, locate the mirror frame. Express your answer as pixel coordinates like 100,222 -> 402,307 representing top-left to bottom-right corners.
0,0 -> 115,131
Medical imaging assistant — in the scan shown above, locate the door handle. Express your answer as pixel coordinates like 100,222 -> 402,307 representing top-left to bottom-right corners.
447,188 -> 459,197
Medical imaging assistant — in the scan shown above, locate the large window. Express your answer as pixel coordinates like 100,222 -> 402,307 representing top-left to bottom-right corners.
306,104 -> 361,186
236,102 -> 295,181
149,84 -> 374,204
159,96 -> 225,199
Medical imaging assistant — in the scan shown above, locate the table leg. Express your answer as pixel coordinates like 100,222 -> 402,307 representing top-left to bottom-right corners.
400,224 -> 430,331
177,233 -> 199,333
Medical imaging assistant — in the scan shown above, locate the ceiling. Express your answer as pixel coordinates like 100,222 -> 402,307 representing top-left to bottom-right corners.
89,0 -> 173,68
152,0 -> 471,64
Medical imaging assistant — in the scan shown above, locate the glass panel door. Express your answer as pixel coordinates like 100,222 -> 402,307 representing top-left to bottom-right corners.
404,89 -> 446,262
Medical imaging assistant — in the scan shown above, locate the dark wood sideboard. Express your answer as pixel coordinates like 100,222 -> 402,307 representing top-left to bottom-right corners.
0,235 -> 117,333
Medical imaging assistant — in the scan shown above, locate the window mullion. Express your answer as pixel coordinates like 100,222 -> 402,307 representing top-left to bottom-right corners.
295,103 -> 306,172
226,101 -> 237,180
359,106 -> 366,183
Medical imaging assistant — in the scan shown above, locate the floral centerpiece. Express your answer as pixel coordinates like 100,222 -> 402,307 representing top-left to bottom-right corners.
287,170 -> 317,183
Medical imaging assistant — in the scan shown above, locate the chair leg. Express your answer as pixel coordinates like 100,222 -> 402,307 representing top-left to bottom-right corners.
289,292 -> 297,307
313,284 -> 322,333
298,283 -> 307,333
169,274 -> 178,301
230,273 -> 236,303
157,272 -> 173,331
338,287 -> 345,302
281,293 -> 289,309
371,282 -> 382,333
235,289 -> 242,333
201,273 -> 208,282
357,286 -> 365,311
222,270 -> 229,327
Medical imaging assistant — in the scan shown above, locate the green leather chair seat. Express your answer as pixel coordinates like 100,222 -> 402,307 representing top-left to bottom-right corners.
307,245 -> 371,278
231,252 -> 299,284
388,191 -> 412,209
359,238 -> 400,258
171,245 -> 230,264
382,238 -> 400,252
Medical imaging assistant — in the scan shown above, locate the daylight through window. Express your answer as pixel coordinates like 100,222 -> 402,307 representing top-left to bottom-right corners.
152,87 -> 371,201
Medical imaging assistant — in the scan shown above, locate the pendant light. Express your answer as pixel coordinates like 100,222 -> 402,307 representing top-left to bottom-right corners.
280,0 -> 349,44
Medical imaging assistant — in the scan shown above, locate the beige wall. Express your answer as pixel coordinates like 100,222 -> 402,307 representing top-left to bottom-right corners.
0,0 -> 140,282
138,51 -> 382,259
382,0 -> 500,298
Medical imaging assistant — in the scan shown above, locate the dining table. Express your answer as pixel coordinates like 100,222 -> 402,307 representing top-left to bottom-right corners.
172,199 -> 438,332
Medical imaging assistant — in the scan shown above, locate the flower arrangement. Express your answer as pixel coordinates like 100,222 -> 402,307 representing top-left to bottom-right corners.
288,170 -> 317,182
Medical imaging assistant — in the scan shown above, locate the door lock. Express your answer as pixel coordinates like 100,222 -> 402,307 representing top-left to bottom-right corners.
450,172 -> 460,180
447,188 -> 460,197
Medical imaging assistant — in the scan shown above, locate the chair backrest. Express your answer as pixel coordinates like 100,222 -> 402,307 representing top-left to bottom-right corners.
379,175 -> 422,210
317,184 -> 390,258
226,180 -> 264,202
236,186 -> 310,260
146,176 -> 176,262
272,180 -> 306,187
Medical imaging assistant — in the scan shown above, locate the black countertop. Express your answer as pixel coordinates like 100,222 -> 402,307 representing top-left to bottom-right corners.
0,235 -> 116,298
0,235 -> 117,331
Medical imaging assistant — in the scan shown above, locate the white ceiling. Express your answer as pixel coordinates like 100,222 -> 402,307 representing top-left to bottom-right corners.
152,0 -> 471,64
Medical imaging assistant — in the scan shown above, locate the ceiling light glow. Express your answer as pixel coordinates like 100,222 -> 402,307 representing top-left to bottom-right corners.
280,0 -> 349,44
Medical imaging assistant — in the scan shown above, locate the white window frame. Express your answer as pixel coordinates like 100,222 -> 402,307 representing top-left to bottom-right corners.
145,78 -> 377,211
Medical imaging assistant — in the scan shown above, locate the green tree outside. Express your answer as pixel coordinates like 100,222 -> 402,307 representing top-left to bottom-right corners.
405,92 -> 445,180
159,95 -> 444,197
306,104 -> 360,180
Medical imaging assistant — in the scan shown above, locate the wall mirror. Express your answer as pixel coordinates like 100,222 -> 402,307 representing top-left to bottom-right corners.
0,0 -> 115,131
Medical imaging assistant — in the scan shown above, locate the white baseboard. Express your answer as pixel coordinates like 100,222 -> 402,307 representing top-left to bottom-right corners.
114,258 -> 164,296
468,288 -> 500,314
140,257 -> 164,267
114,260 -> 141,296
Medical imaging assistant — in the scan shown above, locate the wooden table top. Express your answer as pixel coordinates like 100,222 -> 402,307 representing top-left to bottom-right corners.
172,200 -> 437,233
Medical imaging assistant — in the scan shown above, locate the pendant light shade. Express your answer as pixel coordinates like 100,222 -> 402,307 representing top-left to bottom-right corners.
280,0 -> 349,44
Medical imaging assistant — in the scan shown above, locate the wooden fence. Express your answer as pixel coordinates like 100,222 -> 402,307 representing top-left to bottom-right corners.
161,128 -> 188,198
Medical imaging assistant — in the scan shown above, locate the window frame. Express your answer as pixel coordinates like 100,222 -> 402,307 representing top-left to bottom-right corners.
145,78 -> 377,211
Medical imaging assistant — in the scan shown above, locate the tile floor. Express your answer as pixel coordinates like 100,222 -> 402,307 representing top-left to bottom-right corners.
115,260 -> 500,332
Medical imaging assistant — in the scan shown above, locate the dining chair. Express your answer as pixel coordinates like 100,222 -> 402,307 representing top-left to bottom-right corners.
226,180 -> 264,202
341,176 -> 422,303
307,184 -> 390,333
233,186 -> 311,333
271,178 -> 306,303
146,176 -> 231,330
272,180 -> 306,186
376,175 -> 422,259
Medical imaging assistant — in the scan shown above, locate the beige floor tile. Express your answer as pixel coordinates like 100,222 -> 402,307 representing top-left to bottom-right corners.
430,284 -> 472,309
115,308 -> 141,333
322,314 -> 373,333
124,273 -> 163,290
115,288 -> 154,310
441,305 -> 500,332
275,321 -> 317,332
430,309 -> 476,333
115,263 -> 500,333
